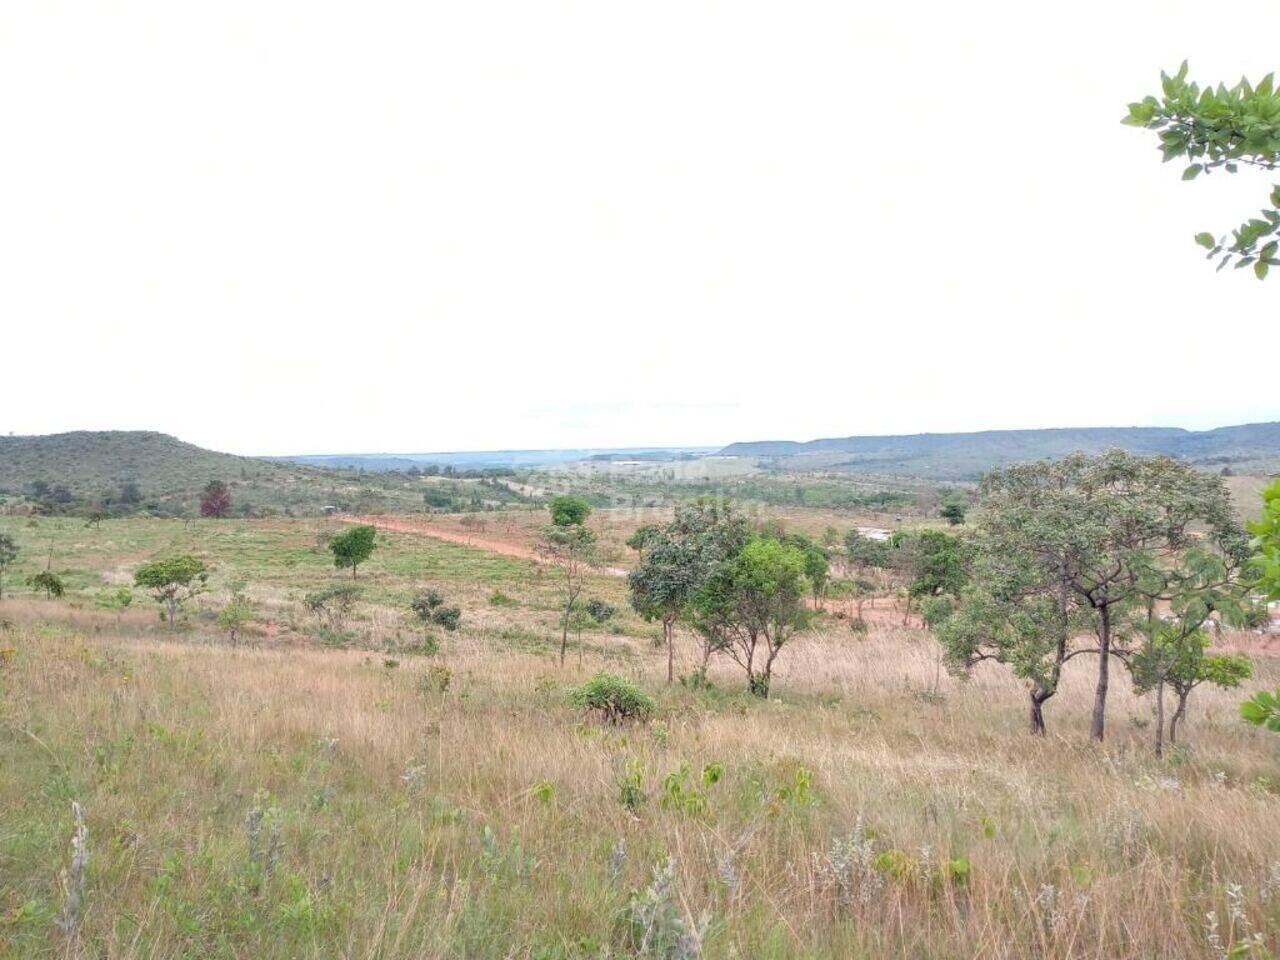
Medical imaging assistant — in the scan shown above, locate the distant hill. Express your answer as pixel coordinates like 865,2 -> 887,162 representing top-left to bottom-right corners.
719,422 -> 1280,480
0,431 -> 427,516
283,447 -> 717,471
0,431 -> 292,498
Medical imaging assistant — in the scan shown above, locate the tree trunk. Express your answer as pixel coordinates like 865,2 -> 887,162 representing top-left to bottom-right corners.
560,611 -> 569,668
1170,688 -> 1190,744
1029,688 -> 1049,736
1089,604 -> 1111,742
1153,679 -> 1165,759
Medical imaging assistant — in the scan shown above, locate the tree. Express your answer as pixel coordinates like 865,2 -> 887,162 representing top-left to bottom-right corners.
28,570 -> 65,599
0,534 -> 16,600
134,556 -> 209,629
217,588 -> 256,647
1241,689 -> 1280,731
978,451 -> 1246,742
903,529 -> 968,601
1250,478 -> 1280,599
784,533 -> 830,608
1123,535 -> 1252,756
548,494 -> 592,528
1124,63 -> 1280,278
200,480 -> 232,518
538,522 -> 597,668
690,535 -> 810,697
330,525 -> 377,578
1130,626 -> 1251,755
940,501 -> 966,526
628,500 -> 749,683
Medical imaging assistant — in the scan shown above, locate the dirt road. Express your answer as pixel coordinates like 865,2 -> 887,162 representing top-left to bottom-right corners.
338,514 -> 628,576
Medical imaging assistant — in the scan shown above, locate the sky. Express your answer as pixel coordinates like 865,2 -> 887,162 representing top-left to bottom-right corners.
2,1 -> 1278,456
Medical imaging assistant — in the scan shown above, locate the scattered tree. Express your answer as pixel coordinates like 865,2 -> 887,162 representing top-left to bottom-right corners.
548,494 -> 592,528
940,500 -> 966,526
1131,626 -> 1251,755
1124,63 -> 1280,278
628,500 -> 748,683
134,556 -> 209,629
28,570 -> 65,599
690,535 -> 811,697
538,522 -> 597,667
977,451 -> 1246,742
217,587 -> 256,647
200,480 -> 232,518
330,525 -> 377,578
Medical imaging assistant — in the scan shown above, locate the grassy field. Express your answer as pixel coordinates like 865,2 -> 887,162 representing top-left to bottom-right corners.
4,515 -> 1280,958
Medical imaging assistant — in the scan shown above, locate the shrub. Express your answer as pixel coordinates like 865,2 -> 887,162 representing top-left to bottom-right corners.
585,598 -> 617,624
410,589 -> 462,632
304,583 -> 361,631
570,673 -> 655,724
28,570 -> 65,599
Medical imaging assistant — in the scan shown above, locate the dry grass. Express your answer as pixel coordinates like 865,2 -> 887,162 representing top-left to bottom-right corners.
4,606 -> 1280,958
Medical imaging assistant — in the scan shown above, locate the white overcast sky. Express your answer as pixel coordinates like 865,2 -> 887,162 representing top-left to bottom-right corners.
2,2 -> 1277,455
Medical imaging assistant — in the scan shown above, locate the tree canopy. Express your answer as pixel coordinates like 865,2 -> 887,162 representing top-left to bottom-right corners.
330,525 -> 377,578
1124,62 -> 1280,278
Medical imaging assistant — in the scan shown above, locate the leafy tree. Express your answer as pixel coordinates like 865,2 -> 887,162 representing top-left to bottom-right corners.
978,451 -> 1245,741
784,533 -> 830,607
410,589 -> 462,632
628,500 -> 749,683
1130,626 -> 1251,755
538,522 -> 597,668
626,525 -> 662,552
1241,689 -> 1280,731
0,534 -> 16,600
28,570 -> 65,599
548,494 -> 592,528
844,528 -> 892,571
905,529 -> 968,600
119,481 -> 142,506
134,556 -> 209,629
1124,62 -> 1280,278
690,535 -> 810,697
330,525 -> 377,578
1250,478 -> 1280,599
940,501 -> 966,526
200,480 -> 232,518
217,588 -> 256,647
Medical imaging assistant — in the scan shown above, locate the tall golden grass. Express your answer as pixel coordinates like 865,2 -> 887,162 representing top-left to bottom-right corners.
3,606 -> 1280,958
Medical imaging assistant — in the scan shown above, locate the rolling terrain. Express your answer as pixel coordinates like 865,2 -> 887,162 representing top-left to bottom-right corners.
721,422 -> 1280,480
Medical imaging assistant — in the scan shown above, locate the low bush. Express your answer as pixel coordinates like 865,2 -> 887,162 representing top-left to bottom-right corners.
569,673 -> 654,724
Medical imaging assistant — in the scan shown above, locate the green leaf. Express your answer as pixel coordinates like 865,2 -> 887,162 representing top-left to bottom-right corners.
1256,259 -> 1269,280
1182,164 -> 1203,180
1195,232 -> 1216,249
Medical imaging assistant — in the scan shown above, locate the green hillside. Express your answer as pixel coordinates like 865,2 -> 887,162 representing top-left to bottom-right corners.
0,432 -> 436,517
